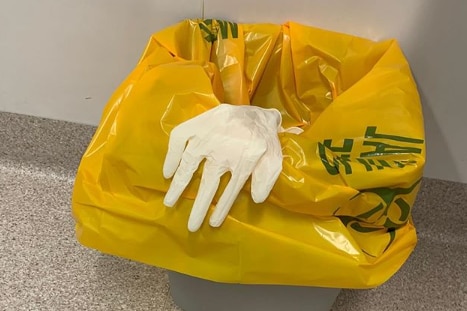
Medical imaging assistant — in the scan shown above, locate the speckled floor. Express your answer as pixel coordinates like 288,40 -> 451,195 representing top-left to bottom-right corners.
1,111 -> 466,311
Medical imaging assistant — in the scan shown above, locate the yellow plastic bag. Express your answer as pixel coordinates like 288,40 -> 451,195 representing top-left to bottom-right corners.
72,19 -> 425,288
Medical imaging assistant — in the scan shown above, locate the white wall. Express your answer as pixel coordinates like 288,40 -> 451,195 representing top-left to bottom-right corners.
1,0 -> 466,183
0,0 -> 202,125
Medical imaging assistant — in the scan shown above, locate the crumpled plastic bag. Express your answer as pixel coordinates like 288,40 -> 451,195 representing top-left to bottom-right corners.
72,19 -> 425,288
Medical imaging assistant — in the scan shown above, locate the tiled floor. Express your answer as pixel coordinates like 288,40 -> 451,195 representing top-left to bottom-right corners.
1,112 -> 466,310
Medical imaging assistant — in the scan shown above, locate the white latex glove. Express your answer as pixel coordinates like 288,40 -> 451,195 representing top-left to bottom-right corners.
163,104 -> 298,232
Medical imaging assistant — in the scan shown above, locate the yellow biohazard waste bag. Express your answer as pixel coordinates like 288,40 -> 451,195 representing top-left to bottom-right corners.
72,19 -> 425,288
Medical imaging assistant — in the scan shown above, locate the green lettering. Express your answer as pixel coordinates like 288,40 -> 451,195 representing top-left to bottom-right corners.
318,142 -> 339,175
365,126 -> 424,144
218,20 -> 229,39
318,139 -> 354,175
323,139 -> 353,152
229,22 -> 238,38
357,158 -> 392,171
394,160 -> 417,168
360,141 -> 422,157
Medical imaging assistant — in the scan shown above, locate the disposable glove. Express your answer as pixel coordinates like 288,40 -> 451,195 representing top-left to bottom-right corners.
163,104 -> 300,232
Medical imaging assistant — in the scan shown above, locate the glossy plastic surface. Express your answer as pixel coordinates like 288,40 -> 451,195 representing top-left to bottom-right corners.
72,19 -> 425,288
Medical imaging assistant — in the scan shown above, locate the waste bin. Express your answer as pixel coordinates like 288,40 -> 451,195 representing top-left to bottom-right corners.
168,271 -> 341,311
72,19 -> 425,310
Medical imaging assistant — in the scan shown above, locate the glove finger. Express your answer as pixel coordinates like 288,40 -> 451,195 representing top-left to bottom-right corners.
251,147 -> 283,203
163,151 -> 203,207
187,162 -> 226,232
209,160 -> 258,228
163,126 -> 191,179
163,105 -> 223,178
